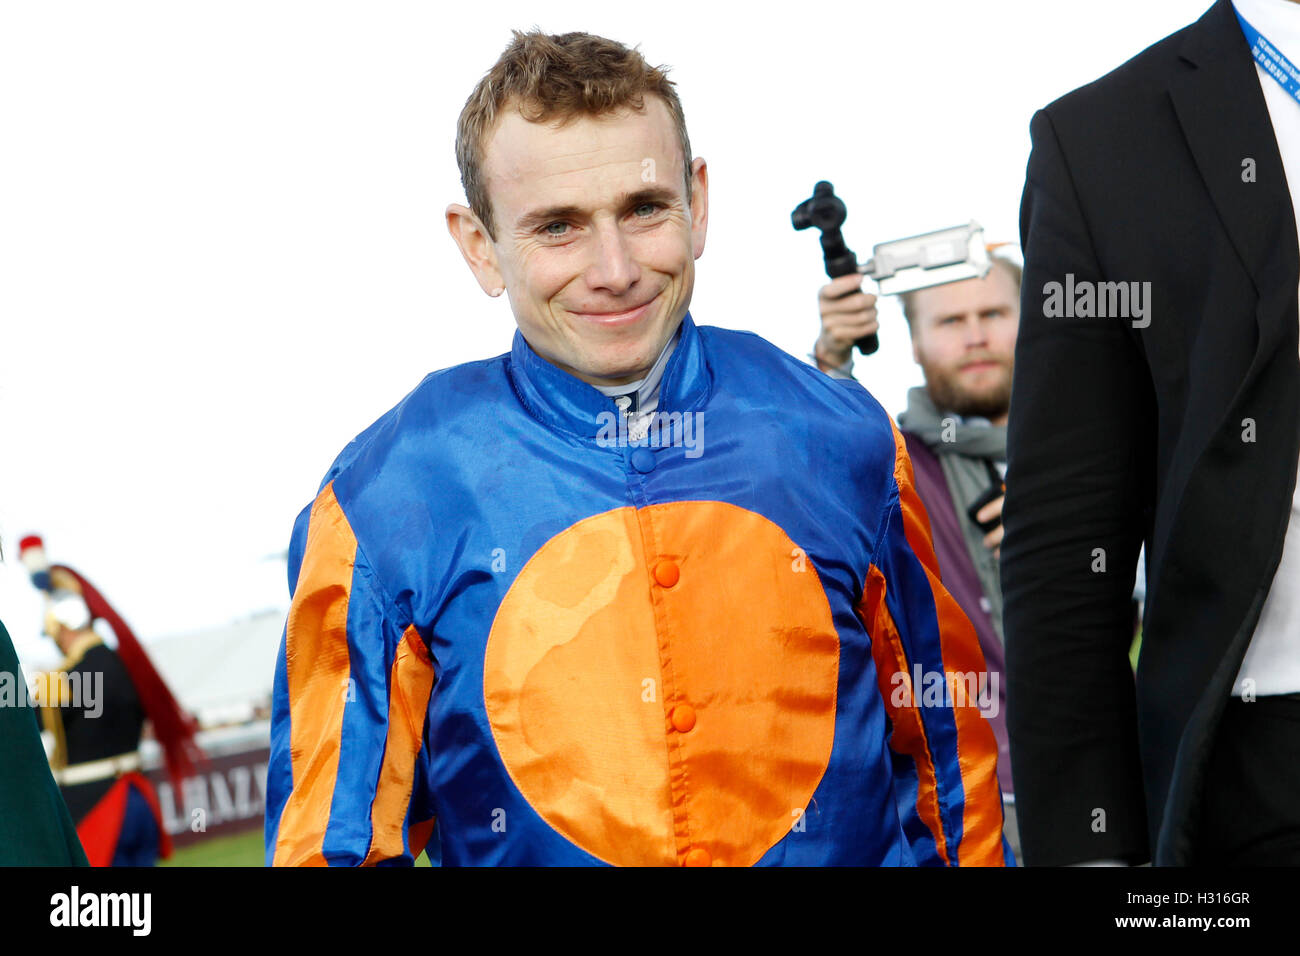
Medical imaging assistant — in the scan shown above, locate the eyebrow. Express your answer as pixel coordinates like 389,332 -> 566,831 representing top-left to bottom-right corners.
514,186 -> 682,233
937,303 -> 1012,322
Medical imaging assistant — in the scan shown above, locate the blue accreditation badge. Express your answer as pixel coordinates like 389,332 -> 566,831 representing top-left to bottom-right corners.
1236,6 -> 1300,108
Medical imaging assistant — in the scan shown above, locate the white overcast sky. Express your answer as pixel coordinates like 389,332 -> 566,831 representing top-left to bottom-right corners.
0,0 -> 1214,670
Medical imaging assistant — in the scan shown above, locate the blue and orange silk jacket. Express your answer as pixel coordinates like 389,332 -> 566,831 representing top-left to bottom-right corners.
265,313 -> 1011,866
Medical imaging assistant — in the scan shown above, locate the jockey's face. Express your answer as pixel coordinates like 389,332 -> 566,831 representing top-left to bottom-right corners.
448,96 -> 708,387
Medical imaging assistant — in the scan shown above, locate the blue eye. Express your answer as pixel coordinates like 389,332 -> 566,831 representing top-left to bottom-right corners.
544,222 -> 569,236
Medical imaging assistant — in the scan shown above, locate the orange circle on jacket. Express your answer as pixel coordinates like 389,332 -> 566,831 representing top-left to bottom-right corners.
670,703 -> 697,733
653,559 -> 681,588
683,846 -> 712,867
482,502 -> 840,867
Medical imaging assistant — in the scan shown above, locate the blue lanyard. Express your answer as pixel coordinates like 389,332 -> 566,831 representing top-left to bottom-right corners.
1236,6 -> 1300,107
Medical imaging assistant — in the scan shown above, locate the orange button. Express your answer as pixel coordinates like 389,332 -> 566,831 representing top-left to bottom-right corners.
683,847 -> 711,867
670,703 -> 697,733
653,559 -> 680,588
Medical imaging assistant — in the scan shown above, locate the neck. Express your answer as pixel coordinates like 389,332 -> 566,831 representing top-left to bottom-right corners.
56,628 -> 95,657
589,326 -> 681,398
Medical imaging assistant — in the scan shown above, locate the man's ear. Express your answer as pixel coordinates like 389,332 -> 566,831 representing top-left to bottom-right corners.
688,157 -> 708,260
446,203 -> 506,296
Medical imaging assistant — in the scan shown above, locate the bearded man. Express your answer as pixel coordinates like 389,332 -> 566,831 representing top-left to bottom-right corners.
814,257 -> 1021,856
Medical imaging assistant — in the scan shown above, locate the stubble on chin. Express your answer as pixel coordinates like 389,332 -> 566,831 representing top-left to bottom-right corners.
924,365 -> 1013,420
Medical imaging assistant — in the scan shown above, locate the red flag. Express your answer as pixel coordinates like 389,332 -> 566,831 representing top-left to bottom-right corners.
52,565 -> 204,794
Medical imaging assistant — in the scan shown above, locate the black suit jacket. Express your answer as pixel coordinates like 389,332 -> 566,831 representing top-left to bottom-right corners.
1002,0 -> 1300,866
58,642 -> 147,821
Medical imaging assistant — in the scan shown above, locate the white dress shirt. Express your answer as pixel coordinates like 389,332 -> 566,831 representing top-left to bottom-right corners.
1232,0 -> 1300,697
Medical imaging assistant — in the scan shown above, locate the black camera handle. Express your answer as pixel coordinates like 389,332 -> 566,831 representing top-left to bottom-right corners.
790,181 -> 878,356
966,459 -> 1006,534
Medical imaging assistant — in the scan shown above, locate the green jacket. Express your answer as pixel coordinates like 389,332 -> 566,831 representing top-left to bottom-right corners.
0,619 -> 87,865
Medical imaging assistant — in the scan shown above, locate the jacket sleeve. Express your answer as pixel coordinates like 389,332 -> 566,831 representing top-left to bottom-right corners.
264,481 -> 437,866
859,420 -> 1011,866
0,621 -> 88,866
1000,108 -> 1152,866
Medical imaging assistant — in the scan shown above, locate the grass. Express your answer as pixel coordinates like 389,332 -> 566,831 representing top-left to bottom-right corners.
159,827 -> 433,866
161,828 -> 264,867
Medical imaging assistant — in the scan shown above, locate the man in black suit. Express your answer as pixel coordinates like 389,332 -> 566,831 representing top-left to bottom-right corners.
1002,0 -> 1300,865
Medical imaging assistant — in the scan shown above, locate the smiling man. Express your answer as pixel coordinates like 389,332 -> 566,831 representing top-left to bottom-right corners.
264,30 -> 1009,867
449,89 -> 697,388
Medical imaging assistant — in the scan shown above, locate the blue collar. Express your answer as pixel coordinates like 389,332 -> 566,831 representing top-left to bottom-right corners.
507,312 -> 712,439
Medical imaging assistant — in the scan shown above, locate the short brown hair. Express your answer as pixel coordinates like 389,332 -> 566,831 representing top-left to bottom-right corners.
899,254 -> 1023,330
455,30 -> 693,241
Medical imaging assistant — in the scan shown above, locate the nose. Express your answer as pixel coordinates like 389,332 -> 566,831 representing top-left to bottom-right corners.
963,313 -> 989,347
584,219 -> 640,294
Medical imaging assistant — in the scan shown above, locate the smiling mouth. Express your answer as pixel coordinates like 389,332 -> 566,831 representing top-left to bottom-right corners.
571,292 -> 661,326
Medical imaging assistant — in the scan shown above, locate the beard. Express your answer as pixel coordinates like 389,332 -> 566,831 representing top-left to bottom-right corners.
921,358 -> 1013,420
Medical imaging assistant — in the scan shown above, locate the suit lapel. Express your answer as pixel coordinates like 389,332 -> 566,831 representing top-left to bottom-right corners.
1154,0 -> 1300,864
1168,0 -> 1299,377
